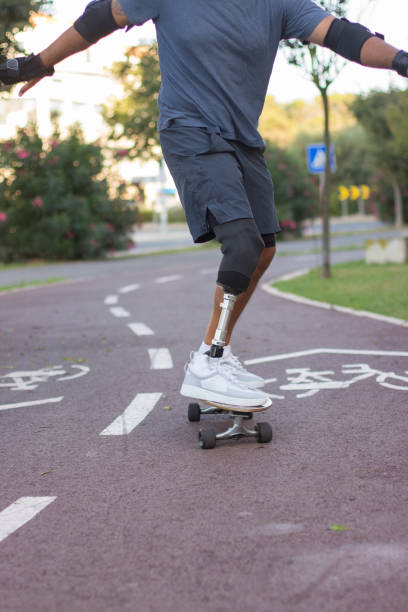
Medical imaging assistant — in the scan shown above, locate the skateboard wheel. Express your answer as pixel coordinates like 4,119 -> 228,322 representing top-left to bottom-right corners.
198,428 -> 216,449
188,402 -> 201,422
256,422 -> 272,444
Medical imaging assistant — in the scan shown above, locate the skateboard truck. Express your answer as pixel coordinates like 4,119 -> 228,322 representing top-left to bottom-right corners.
188,398 -> 273,449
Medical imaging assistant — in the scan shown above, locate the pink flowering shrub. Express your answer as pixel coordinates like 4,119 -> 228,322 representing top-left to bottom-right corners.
0,125 -> 138,261
264,141 -> 318,238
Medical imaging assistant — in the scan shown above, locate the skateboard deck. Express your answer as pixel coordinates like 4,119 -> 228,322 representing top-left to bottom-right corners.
202,397 -> 272,413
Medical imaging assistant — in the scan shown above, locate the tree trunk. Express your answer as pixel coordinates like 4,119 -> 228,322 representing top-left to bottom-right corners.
320,86 -> 331,278
391,178 -> 404,228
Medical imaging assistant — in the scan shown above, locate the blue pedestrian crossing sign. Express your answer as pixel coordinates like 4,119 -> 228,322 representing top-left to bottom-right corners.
306,143 -> 336,174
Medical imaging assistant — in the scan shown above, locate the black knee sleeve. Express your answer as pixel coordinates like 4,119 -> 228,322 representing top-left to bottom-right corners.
213,218 -> 265,295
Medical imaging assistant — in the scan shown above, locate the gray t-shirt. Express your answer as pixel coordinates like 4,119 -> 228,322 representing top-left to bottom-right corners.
120,0 -> 327,147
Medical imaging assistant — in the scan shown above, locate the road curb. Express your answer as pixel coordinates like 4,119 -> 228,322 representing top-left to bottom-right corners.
0,276 -> 94,297
262,269 -> 408,329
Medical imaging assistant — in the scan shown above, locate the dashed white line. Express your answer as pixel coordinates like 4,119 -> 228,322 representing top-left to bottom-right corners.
100,392 -> 162,436
155,274 -> 182,284
110,307 -> 131,318
148,348 -> 174,370
118,284 -> 141,294
104,295 -> 118,305
128,323 -> 155,336
200,268 -> 218,275
0,497 -> 57,544
0,397 -> 64,412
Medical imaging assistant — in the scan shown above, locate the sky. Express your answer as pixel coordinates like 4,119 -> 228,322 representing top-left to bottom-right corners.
51,0 -> 408,103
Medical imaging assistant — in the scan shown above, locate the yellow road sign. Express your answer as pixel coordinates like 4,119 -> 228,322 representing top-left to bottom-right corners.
338,186 -> 349,201
350,185 -> 361,200
360,185 -> 371,200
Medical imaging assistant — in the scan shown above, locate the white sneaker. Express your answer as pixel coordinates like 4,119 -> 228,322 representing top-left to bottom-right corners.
220,345 -> 265,388
180,352 -> 270,406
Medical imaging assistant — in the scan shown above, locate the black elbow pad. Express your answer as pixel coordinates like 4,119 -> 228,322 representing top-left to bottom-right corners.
323,18 -> 375,64
74,0 -> 121,44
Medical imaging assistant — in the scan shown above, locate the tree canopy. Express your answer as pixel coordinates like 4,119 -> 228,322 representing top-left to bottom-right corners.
0,0 -> 52,65
102,43 -> 161,161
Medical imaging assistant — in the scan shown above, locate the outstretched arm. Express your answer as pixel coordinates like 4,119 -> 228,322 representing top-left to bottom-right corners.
307,15 -> 407,76
0,0 -> 131,96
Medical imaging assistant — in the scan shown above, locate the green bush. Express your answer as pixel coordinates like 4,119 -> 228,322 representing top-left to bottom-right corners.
0,125 -> 138,261
167,205 -> 186,223
264,141 -> 319,237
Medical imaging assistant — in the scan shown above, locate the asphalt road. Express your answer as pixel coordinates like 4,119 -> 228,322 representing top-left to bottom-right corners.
1,247 -> 408,612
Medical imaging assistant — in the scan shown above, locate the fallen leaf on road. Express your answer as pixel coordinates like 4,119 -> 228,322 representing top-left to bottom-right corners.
161,406 -> 172,411
40,470 -> 53,476
329,524 -> 349,531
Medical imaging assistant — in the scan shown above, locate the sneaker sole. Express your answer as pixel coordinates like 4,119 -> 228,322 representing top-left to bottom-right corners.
180,383 -> 269,407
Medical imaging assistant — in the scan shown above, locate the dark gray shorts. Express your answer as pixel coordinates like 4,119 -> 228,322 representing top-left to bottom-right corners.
160,125 -> 280,244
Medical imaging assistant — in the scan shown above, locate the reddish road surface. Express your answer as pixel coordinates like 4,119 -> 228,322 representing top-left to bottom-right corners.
1,248 -> 408,611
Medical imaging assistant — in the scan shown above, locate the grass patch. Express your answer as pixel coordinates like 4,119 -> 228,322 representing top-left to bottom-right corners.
273,260 -> 408,321
0,277 -> 66,293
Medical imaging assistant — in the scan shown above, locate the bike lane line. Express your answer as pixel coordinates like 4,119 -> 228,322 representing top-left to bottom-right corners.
0,497 -> 56,544
148,348 -> 174,370
155,274 -> 182,284
104,295 -> 118,305
0,397 -> 64,412
109,307 -> 130,318
100,392 -> 162,436
118,284 -> 141,294
128,323 -> 155,336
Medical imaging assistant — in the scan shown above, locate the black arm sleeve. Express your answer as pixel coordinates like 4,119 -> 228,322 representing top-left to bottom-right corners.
74,0 -> 121,44
323,18 -> 375,63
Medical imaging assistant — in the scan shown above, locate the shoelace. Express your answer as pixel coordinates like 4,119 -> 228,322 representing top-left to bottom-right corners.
223,353 -> 246,372
214,358 -> 244,385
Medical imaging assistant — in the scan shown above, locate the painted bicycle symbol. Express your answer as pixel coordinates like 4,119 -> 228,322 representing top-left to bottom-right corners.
0,365 -> 90,392
279,363 -> 408,398
246,349 -> 408,401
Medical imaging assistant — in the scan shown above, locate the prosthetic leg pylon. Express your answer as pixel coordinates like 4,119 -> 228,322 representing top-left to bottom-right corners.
209,292 -> 237,358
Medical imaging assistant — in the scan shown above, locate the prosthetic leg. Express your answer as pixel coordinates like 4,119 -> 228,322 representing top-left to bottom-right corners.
187,217 -> 273,448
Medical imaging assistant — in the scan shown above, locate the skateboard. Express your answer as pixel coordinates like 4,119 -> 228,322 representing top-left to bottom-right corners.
187,397 -> 273,449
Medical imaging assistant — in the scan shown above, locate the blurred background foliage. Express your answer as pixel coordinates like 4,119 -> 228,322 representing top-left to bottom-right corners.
0,125 -> 138,261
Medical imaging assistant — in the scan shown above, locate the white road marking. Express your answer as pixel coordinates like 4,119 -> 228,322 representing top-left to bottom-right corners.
155,274 -> 182,284
148,348 -> 174,370
128,323 -> 155,336
245,349 -> 408,366
262,278 -> 408,328
100,392 -> 162,436
0,397 -> 64,412
110,307 -> 130,318
118,284 -> 141,294
104,295 -> 118,305
200,268 -> 218,275
0,497 -> 57,543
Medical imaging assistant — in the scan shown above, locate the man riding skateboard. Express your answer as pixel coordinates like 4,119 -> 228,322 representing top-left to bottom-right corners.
2,0 -> 407,407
